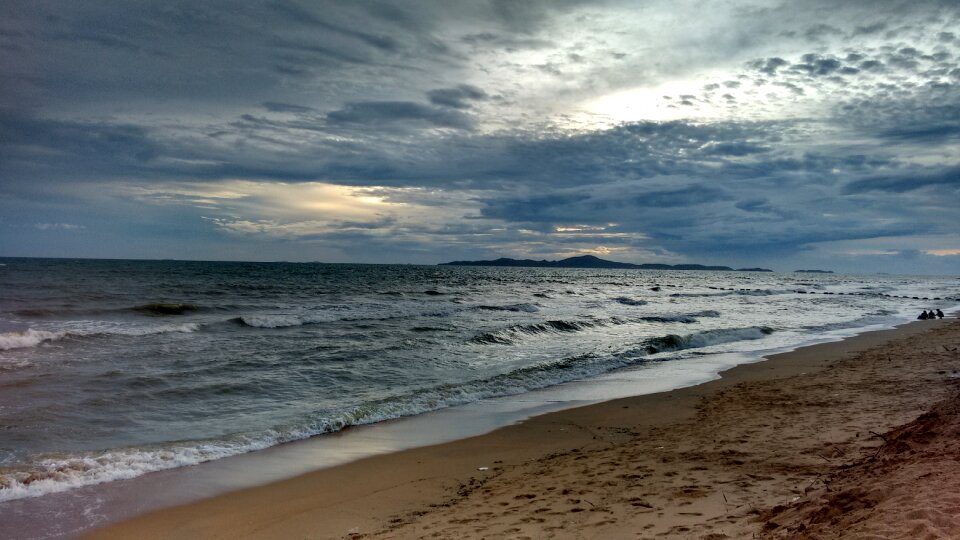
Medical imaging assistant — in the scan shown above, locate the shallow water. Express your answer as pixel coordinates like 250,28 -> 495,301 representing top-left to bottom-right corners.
1,258 -> 957,504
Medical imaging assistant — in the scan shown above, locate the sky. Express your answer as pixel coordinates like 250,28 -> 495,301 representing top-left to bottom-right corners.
0,0 -> 958,274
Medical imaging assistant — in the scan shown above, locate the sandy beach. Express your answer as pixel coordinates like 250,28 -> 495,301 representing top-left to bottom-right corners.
87,317 -> 960,539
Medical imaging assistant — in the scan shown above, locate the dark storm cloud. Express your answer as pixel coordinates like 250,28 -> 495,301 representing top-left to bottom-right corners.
0,111 -> 160,173
735,198 -> 778,214
50,30 -> 148,53
843,167 -> 960,194
261,101 -> 316,113
484,0 -> 595,34
483,193 -> 591,223
0,104 -> 932,196
269,1 -> 399,52
270,38 -> 376,67
632,185 -> 730,207
426,85 -> 488,108
700,141 -> 771,156
460,32 -> 556,52
852,22 -> 888,36
477,120 -> 786,186
326,101 -> 474,129
804,24 -> 843,40
749,57 -> 789,75
878,115 -> 960,141
790,54 -> 843,76
471,160 -> 944,260
485,183 -> 732,225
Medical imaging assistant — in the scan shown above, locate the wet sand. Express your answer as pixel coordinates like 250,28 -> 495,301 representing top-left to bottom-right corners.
88,318 -> 959,539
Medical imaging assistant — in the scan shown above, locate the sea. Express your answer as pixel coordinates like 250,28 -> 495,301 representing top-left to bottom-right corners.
0,257 -> 957,535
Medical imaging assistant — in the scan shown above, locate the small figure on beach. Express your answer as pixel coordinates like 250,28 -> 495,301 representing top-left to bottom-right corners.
918,310 -> 929,320
936,309 -> 945,319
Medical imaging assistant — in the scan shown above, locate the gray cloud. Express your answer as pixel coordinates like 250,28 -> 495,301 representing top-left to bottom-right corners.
853,22 -> 888,36
0,111 -> 160,179
843,167 -> 960,193
790,54 -> 843,76
261,101 -> 316,113
632,185 -> 730,207
1,0 -> 959,272
460,32 -> 554,50
269,1 -> 399,52
749,57 -> 789,75
326,101 -> 474,129
426,84 -> 488,108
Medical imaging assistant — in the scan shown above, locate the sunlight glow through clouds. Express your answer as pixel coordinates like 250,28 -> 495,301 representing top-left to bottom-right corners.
127,181 -> 412,222
125,180 -> 503,241
582,80 -> 727,123
578,69 -> 834,126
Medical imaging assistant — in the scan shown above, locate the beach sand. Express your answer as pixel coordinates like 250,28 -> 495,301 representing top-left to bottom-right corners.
88,318 -> 960,539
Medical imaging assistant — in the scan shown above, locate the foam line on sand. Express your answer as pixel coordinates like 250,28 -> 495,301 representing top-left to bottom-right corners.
89,318 -> 960,539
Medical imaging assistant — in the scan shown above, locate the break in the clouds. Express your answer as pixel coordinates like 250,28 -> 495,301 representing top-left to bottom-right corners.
0,0 -> 958,274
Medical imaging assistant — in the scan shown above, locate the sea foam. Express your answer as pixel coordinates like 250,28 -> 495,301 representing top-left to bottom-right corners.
0,324 -> 777,502
0,324 -> 199,350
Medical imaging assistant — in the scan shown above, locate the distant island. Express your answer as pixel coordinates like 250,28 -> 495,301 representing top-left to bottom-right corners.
794,269 -> 834,274
440,255 -> 773,272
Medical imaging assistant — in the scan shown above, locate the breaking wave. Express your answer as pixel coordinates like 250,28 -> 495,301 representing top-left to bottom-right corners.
233,313 -> 341,329
470,311 -> 722,345
0,324 -> 200,351
470,318 -> 615,344
625,326 -> 774,356
0,324 -> 776,503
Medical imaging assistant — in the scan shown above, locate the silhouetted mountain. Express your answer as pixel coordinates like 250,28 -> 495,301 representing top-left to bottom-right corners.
440,255 -> 773,272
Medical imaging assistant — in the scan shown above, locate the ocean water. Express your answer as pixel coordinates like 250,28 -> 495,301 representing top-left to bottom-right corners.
0,258 -> 957,504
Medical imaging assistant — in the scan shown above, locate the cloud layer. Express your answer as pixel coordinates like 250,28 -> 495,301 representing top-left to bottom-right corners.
1,0 -> 958,273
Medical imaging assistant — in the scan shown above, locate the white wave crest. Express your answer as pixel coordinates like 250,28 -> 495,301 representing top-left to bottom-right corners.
0,329 -> 67,350
238,313 -> 341,328
0,412 -> 376,502
0,323 -> 779,502
105,323 -> 200,336
0,440 -> 268,502
0,324 -> 199,350
631,326 -> 773,356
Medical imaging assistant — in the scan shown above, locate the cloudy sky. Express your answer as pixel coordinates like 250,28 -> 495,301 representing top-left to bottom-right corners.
1,0 -> 958,273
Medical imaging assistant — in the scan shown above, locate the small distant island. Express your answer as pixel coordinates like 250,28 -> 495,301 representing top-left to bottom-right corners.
794,269 -> 835,274
440,255 -> 773,272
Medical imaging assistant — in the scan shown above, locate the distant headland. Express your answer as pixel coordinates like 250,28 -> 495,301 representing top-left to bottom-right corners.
440,255 -> 773,272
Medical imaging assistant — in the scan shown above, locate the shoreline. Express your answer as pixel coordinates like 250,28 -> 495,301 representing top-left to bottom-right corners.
84,317 -> 959,539
1,312 -> 931,538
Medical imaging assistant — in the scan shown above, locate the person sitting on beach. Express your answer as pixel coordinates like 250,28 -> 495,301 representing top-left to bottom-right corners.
936,309 -> 945,319
918,310 -> 929,320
